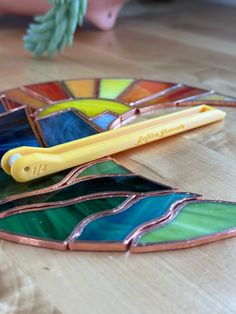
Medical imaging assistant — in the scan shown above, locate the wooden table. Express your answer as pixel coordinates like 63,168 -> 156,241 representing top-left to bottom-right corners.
0,1 -> 236,313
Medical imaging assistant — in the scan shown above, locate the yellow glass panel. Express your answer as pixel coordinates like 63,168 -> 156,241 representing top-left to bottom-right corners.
99,79 -> 134,99
38,99 -> 131,118
65,79 -> 97,98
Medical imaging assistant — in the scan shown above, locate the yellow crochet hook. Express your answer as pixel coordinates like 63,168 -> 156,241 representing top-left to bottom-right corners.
1,105 -> 225,182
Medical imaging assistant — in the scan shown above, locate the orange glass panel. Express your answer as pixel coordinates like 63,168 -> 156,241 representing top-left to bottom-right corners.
4,89 -> 47,109
118,80 -> 174,104
65,79 -> 97,98
139,86 -> 207,108
152,86 -> 206,104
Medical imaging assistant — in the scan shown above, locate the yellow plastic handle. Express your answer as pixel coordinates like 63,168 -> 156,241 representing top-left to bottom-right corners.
1,105 -> 226,182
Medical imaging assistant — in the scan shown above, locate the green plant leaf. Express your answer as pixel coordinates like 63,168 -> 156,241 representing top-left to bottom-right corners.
23,0 -> 88,57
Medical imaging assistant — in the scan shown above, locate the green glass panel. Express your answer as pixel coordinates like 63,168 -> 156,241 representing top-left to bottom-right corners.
76,193 -> 195,242
99,79 -> 134,99
0,168 -> 69,202
137,201 -> 236,245
38,99 -> 130,118
78,160 -> 130,177
1,175 -> 170,212
0,160 -> 129,202
0,197 -> 126,241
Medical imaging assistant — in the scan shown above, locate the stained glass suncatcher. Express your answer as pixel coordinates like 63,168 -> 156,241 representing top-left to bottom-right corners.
1,78 -> 236,252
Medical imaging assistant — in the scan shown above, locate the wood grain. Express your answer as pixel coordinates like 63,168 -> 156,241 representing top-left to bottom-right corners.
0,242 -> 59,314
1,0 -> 236,313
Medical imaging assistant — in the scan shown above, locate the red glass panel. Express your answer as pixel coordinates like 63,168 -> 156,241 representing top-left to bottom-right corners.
25,82 -> 69,102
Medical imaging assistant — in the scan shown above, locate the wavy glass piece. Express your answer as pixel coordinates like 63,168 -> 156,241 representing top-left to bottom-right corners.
132,200 -> 236,252
0,168 -> 73,203
38,99 -> 131,119
77,160 -> 131,177
0,197 -> 127,242
92,113 -> 116,130
118,80 -> 175,104
25,82 -> 69,102
64,79 -> 97,98
74,193 -> 195,243
37,110 -> 98,146
4,89 -> 48,109
0,109 -> 40,159
0,159 -> 130,204
99,79 -> 134,99
0,175 -> 172,213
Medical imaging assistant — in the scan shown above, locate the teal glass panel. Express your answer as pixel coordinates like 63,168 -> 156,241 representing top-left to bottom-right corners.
1,175 -> 171,212
136,201 -> 236,246
0,168 -> 71,202
76,193 -> 195,242
0,197 -> 126,241
92,113 -> 116,130
77,160 -> 130,177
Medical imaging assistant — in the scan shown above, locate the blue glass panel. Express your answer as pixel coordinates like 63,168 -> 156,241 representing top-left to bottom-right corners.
0,109 -> 40,159
76,193 -> 196,242
0,101 -> 5,113
92,113 -> 116,130
38,111 -> 98,146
